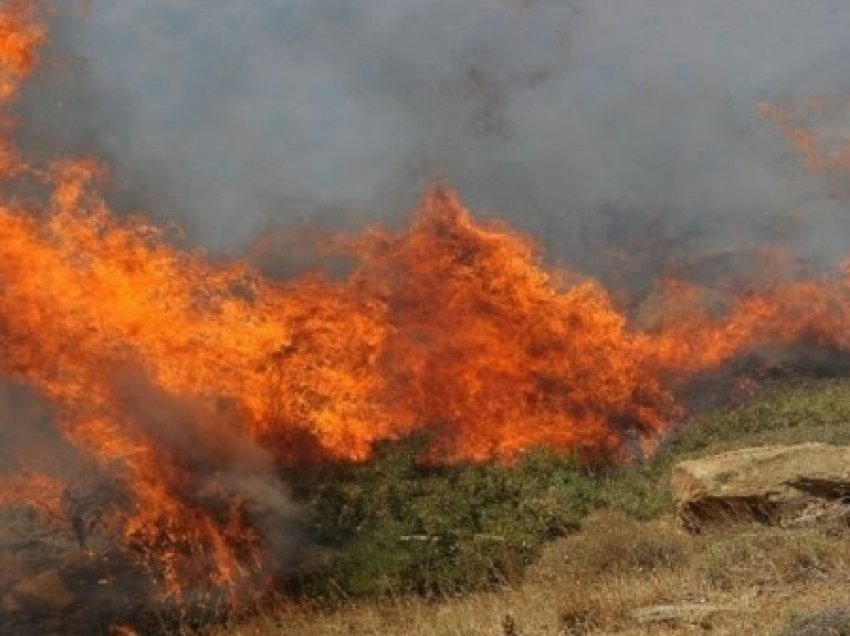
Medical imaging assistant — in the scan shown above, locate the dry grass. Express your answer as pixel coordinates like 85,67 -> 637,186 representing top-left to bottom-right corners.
212,511 -> 850,635
781,607 -> 850,636
205,378 -> 850,636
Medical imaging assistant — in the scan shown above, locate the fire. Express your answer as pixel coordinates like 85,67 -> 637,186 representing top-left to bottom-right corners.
0,472 -> 65,518
0,0 -> 45,176
758,97 -> 850,198
0,0 -> 44,103
3,0 -> 850,601
345,193 -> 676,460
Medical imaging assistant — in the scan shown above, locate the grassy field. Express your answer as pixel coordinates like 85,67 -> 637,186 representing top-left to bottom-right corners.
211,375 -> 850,635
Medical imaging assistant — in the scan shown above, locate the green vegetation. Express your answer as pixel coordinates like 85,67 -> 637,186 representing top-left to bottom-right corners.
668,376 -> 850,454
284,376 -> 850,600
286,441 -> 601,598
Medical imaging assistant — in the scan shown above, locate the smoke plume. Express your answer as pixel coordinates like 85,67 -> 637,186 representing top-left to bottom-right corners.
15,1 -> 850,274
5,1 -> 850,631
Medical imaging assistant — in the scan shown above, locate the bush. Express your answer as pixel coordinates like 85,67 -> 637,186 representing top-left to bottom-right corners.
281,376 -> 850,601
669,377 -> 850,456
286,440 -> 603,598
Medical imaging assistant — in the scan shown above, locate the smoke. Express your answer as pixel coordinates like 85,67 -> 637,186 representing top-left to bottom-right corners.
109,366 -> 302,562
0,364 -> 303,632
5,0 -> 850,537
14,0 -> 850,276
5,2 -> 850,626
0,362 -> 303,563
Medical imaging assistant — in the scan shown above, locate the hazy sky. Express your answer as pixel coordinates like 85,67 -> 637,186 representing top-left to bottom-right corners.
18,0 -> 850,266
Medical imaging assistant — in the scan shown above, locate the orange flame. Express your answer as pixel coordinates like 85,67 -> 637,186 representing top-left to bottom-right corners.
0,0 -> 45,176
4,0 -> 850,599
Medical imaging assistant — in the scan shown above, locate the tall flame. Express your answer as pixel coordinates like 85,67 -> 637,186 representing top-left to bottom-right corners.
3,0 -> 850,598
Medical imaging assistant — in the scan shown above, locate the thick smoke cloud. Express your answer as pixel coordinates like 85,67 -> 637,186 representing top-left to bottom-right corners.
15,0 -> 850,272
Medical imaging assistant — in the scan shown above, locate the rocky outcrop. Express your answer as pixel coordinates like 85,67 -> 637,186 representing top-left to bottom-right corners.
672,443 -> 850,529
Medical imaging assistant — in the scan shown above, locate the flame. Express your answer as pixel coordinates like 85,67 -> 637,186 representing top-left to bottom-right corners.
0,0 -> 45,176
3,0 -> 850,600
758,97 -> 850,193
0,471 -> 65,517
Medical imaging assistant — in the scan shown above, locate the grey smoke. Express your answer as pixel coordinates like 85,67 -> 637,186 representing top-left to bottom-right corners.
0,366 -> 302,576
5,2 -> 850,619
108,366 -> 302,564
15,0 -> 850,275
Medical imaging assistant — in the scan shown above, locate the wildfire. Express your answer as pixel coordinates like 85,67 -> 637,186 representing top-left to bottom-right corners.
0,472 -> 65,518
3,0 -> 850,601
758,97 -> 850,199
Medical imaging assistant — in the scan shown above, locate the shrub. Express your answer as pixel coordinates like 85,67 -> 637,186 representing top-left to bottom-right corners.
285,440 -> 603,598
281,376 -> 850,601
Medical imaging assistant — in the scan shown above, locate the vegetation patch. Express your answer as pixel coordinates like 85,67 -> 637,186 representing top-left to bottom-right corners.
280,376 -> 850,601
286,441 -> 603,598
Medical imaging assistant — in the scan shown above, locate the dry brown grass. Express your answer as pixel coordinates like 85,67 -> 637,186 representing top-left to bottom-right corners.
211,511 -> 850,636
206,379 -> 850,636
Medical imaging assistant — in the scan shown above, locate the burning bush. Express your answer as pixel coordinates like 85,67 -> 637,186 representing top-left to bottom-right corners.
7,2 -> 850,632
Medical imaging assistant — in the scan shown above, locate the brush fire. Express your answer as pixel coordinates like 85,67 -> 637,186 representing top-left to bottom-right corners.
2,1 -> 850,633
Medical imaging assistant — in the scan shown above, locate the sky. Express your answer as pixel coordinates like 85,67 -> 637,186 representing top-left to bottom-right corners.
16,0 -> 850,270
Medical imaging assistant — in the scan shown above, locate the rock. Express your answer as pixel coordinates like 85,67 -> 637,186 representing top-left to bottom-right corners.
632,602 -> 742,625
672,443 -> 850,529
9,569 -> 76,611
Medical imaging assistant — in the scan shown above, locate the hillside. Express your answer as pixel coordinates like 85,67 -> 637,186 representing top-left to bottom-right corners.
213,375 -> 850,635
